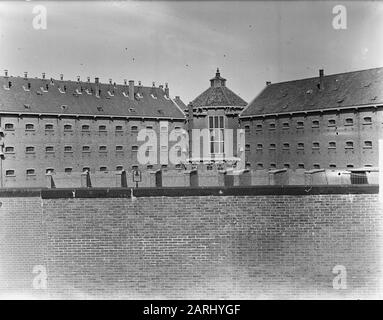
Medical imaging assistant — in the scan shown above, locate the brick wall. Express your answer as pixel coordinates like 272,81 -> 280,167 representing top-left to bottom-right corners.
0,187 -> 382,299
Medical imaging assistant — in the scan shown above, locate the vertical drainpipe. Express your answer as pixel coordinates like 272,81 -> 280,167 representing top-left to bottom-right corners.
187,103 -> 194,160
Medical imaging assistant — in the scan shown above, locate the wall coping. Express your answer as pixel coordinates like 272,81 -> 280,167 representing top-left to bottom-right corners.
0,185 -> 379,198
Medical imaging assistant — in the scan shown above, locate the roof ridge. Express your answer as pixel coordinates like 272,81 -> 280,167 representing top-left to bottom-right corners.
269,67 -> 383,86
220,86 -> 232,106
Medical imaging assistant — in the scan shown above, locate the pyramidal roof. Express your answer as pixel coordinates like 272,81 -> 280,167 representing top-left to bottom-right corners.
190,69 -> 247,108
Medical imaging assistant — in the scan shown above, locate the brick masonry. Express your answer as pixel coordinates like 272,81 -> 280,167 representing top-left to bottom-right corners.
0,187 -> 382,299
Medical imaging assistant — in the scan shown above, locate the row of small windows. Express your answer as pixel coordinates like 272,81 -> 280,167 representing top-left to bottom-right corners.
5,165 -> 172,177
245,163 -> 370,170
5,145 -> 143,153
245,141 -> 373,151
4,123 -> 180,132
244,117 -> 373,132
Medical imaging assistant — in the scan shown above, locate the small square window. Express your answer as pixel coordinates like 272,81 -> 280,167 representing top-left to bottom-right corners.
312,142 -> 320,149
64,168 -> 72,173
116,145 -> 123,152
282,122 -> 290,129
46,168 -> 54,174
269,163 -> 276,169
256,163 -> 263,169
296,121 -> 304,128
245,144 -> 251,151
81,125 -> 90,132
284,163 -> 290,169
269,123 -> 276,130
256,143 -> 263,150
328,141 -> 336,149
115,125 -> 123,132
256,124 -> 263,131
26,169 -> 35,175
64,124 -> 72,132
25,124 -> 35,131
297,163 -> 305,169
116,166 -> 123,171
5,146 -> 14,153
312,120 -> 319,128
345,141 -> 354,149
132,145 -> 138,152
99,125 -> 107,132
269,144 -> 276,150
345,118 -> 354,126
64,146 -> 73,152
99,145 -> 107,152
4,123 -> 14,131
45,124 -> 54,131
282,143 -> 290,150
99,166 -> 108,172
5,169 -> 15,177
363,141 -> 372,149
328,119 -> 336,127
131,126 -> 138,133
313,164 -> 321,169
363,117 -> 372,124
82,145 -> 90,152
297,143 -> 304,150
26,146 -> 35,153
244,125 -> 250,133
45,146 -> 54,153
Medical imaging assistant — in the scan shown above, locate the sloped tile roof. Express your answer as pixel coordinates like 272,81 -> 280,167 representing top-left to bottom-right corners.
240,67 -> 383,117
0,76 -> 186,119
191,86 -> 248,108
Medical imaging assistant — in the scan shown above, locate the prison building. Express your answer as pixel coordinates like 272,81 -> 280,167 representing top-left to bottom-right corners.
239,67 -> 383,171
186,69 -> 247,166
0,71 -> 186,188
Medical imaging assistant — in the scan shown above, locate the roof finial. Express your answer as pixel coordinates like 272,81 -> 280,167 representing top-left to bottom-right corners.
216,68 -> 220,77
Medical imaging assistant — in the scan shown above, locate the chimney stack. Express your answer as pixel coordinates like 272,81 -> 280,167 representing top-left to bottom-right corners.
109,78 -> 112,85
4,70 -> 8,77
165,82 -> 169,98
124,79 -> 127,86
42,72 -> 46,80
128,80 -> 134,100
60,74 -> 63,81
87,76 -> 90,83
77,76 -> 80,82
319,69 -> 324,90
24,72 -> 28,79
266,81 -> 271,86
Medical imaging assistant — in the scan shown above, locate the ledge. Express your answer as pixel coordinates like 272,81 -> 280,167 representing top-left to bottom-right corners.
0,185 -> 379,198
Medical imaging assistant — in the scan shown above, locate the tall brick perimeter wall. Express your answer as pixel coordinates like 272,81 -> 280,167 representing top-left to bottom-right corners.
0,187 -> 382,299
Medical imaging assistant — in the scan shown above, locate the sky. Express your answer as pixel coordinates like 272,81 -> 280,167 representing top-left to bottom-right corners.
0,0 -> 382,104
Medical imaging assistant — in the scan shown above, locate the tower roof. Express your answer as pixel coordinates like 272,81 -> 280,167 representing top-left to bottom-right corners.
191,69 -> 247,108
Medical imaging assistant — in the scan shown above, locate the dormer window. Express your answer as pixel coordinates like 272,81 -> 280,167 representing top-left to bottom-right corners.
58,87 -> 66,94
22,84 -> 31,91
75,88 -> 82,95
40,86 -> 48,93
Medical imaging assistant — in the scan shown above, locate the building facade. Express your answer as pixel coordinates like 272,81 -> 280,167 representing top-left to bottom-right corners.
0,71 -> 186,187
240,68 -> 383,171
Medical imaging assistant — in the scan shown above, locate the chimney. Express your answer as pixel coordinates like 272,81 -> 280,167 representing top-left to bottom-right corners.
95,77 -> 100,97
60,74 -> 63,81
77,76 -> 80,82
128,80 -> 134,100
319,69 -> 324,90
87,76 -> 90,83
42,72 -> 46,80
24,72 -> 28,79
165,82 -> 169,98
4,69 -> 8,77
266,81 -> 271,86
109,78 -> 112,85
124,79 -> 127,86
187,103 -> 194,159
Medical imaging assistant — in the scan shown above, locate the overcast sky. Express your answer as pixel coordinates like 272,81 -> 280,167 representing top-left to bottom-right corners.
0,1 -> 382,104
